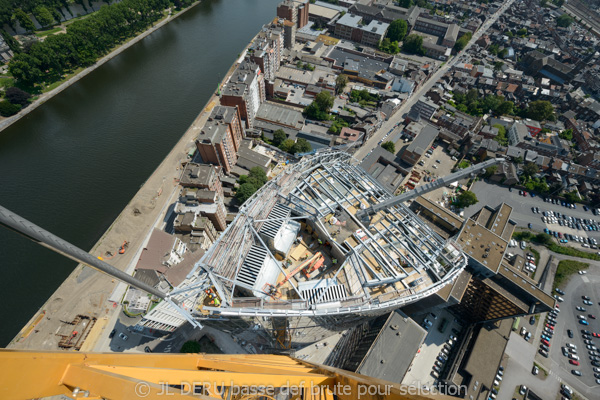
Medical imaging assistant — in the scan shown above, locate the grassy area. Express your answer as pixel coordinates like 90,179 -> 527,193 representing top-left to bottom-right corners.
528,247 -> 540,265
42,67 -> 85,93
35,27 -> 63,37
514,230 -> 600,261
553,260 -> 589,290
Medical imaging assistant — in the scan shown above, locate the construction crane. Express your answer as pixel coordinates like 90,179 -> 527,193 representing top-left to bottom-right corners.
0,350 -> 453,400
356,158 -> 505,222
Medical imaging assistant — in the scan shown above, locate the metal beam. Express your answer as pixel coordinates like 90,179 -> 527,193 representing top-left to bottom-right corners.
356,158 -> 505,220
0,204 -> 168,300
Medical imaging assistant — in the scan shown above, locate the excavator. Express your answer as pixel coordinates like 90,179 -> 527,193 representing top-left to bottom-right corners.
265,252 -> 325,298
118,240 -> 129,254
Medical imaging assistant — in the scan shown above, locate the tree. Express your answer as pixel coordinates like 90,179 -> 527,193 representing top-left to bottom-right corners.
381,141 -> 395,153
494,61 -> 504,71
564,190 -> 580,204
498,48 -> 508,58
556,14 -> 573,28
335,74 -> 348,95
526,100 -> 556,121
559,129 -> 573,141
513,156 -> 523,165
291,138 -> 312,154
516,28 -> 527,37
5,87 -> 31,106
13,9 -> 35,32
248,167 -> 268,186
180,341 -> 202,353
387,19 -> 408,42
315,91 -> 333,112
454,32 -> 472,52
496,101 -> 514,115
523,162 -> 539,177
493,124 -> 508,146
402,34 -> 425,55
483,165 -> 498,178
33,6 -> 54,27
455,191 -> 478,209
540,0 -> 549,7
236,182 -> 258,204
534,233 -> 553,245
279,139 -> 295,153
397,0 -> 413,7
272,129 -> 286,147
0,100 -> 20,117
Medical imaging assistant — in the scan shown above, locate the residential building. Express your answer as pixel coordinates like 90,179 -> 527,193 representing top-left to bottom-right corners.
523,119 -> 541,137
221,60 -> 266,128
277,0 -> 309,29
179,163 -> 224,198
195,106 -> 244,174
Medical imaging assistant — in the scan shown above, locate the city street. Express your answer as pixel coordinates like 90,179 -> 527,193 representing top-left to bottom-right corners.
352,0 -> 516,162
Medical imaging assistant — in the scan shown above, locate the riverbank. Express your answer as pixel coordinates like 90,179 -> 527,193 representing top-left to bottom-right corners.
0,1 -> 202,134
7,28 -> 259,351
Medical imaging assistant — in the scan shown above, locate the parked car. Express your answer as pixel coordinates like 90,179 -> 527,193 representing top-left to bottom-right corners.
118,332 -> 128,341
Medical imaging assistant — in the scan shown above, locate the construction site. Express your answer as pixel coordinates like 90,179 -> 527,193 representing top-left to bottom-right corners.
138,150 -> 475,349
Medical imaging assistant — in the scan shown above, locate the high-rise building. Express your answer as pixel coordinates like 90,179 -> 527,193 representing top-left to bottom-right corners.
195,106 -> 244,174
277,0 -> 309,29
221,61 -> 266,128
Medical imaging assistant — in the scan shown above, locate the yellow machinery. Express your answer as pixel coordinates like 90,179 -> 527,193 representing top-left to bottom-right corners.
0,350 -> 452,400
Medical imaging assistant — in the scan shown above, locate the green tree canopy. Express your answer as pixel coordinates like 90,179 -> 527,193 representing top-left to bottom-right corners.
180,341 -> 202,353
559,129 -> 573,141
13,9 -> 35,32
564,190 -> 580,203
387,19 -> 408,42
0,100 -> 21,117
33,6 -> 54,27
236,182 -> 258,204
523,162 -> 539,177
315,91 -> 334,112
455,191 -> 478,209
279,139 -> 295,153
381,141 -> 395,153
493,124 -> 508,146
556,14 -> 573,28
397,0 -> 413,7
304,91 -> 334,120
454,32 -> 472,52
291,138 -> 312,154
402,34 -> 425,55
526,100 -> 556,121
335,74 -> 348,95
272,129 -> 286,147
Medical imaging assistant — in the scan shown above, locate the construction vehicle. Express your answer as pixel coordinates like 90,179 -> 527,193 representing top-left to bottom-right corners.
118,240 -> 129,254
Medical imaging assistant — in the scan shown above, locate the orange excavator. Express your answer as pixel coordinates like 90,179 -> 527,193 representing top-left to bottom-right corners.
265,252 -> 325,297
118,241 -> 129,254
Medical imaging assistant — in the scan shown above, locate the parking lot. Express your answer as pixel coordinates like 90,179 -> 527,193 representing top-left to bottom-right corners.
402,309 -> 462,389
547,268 -> 600,392
468,181 -> 600,251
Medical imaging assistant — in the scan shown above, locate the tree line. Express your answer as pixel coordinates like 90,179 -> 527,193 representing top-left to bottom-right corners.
7,0 -> 189,91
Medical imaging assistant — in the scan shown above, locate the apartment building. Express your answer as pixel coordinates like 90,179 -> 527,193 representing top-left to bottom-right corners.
221,60 -> 266,128
334,13 -> 389,48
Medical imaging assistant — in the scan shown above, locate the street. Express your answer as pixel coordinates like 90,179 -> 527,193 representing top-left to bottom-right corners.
352,0 -> 516,162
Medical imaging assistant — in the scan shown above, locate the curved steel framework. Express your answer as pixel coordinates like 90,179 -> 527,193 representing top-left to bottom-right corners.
139,150 -> 469,344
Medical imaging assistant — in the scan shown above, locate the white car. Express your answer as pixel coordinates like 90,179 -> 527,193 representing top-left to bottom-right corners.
568,354 -> 579,360
566,343 -> 577,349
554,295 -> 564,302
519,385 -> 527,395
578,270 -> 587,275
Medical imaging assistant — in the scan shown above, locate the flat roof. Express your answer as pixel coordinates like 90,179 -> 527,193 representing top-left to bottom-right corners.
355,310 -> 427,383
309,3 -> 340,19
255,102 -> 305,130
463,320 -> 511,397
457,220 -> 507,274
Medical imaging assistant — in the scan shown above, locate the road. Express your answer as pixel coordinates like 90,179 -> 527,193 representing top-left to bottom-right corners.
352,0 -> 516,162
497,258 -> 600,400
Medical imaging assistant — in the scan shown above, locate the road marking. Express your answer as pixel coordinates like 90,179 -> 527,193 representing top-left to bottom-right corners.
581,276 -> 589,283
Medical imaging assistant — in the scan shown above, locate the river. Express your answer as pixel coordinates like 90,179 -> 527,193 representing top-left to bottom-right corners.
0,0 -> 281,346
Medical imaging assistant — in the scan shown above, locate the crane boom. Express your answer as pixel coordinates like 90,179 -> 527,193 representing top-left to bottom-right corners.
356,158 -> 505,221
